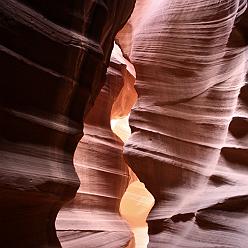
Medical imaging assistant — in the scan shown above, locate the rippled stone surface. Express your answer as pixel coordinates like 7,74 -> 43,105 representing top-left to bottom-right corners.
121,0 -> 248,247
56,44 -> 135,248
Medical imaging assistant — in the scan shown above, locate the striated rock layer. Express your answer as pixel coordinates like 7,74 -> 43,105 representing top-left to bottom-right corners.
122,0 -> 248,247
0,1 -> 135,247
56,44 -> 135,248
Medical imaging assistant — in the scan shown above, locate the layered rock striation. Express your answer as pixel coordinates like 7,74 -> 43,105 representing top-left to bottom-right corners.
56,44 -> 136,248
0,1 -> 135,247
121,0 -> 248,247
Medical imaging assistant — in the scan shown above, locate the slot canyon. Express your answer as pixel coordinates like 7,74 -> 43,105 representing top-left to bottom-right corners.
0,0 -> 248,248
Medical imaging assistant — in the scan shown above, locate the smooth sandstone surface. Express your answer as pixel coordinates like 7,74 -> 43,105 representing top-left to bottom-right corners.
120,0 -> 248,247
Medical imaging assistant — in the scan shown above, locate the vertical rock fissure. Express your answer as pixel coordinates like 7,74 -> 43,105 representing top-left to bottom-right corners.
110,43 -> 155,248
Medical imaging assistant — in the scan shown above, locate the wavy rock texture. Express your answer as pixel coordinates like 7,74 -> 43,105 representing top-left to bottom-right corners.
56,44 -> 135,248
110,38 -> 155,248
0,1 -> 135,247
111,57 -> 137,119
122,0 -> 248,247
109,44 -> 155,248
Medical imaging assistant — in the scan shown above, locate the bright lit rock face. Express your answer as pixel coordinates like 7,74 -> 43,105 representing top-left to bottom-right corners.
120,180 -> 155,248
121,0 -> 248,247
0,1 -> 135,247
56,44 -> 135,248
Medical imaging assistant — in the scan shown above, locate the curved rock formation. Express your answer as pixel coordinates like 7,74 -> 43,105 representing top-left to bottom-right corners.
111,57 -> 137,119
120,180 -> 155,248
56,44 -> 135,248
108,45 -> 155,248
121,0 -> 248,247
0,1 -> 135,247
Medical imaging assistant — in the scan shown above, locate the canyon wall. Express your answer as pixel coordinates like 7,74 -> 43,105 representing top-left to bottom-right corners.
56,44 -> 136,248
2,0 -> 248,247
0,1 -> 135,247
121,0 -> 248,247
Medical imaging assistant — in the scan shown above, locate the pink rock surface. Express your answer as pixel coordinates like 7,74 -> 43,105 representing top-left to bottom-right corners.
121,0 -> 248,247
56,44 -> 135,248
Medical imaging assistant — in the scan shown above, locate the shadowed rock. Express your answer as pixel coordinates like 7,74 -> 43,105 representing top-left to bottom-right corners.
0,1 -> 135,247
